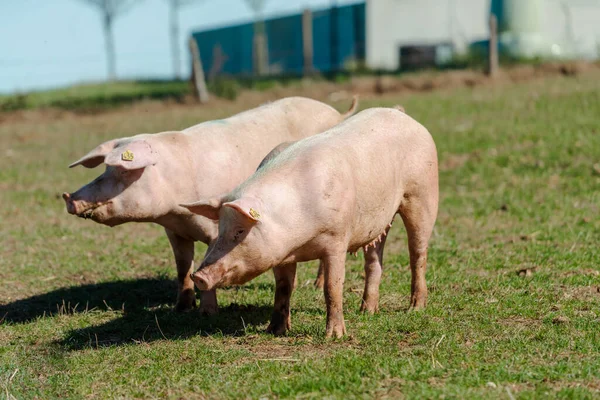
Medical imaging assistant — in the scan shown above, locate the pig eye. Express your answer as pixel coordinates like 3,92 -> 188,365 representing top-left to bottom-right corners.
233,229 -> 245,241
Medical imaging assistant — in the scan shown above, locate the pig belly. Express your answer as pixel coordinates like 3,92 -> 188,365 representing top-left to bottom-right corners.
347,200 -> 400,252
344,148 -> 406,252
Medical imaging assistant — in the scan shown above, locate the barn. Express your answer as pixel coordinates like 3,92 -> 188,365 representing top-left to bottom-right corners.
191,0 -> 600,77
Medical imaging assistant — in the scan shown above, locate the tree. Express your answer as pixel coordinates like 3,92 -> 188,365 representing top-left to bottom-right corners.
243,0 -> 269,75
166,0 -> 206,80
77,0 -> 143,81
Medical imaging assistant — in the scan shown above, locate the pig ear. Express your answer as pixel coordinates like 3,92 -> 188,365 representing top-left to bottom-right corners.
180,197 -> 223,220
105,140 -> 158,170
68,139 -> 120,168
223,198 -> 262,223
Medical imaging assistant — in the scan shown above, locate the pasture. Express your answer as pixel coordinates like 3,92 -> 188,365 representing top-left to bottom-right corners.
1,72 -> 599,399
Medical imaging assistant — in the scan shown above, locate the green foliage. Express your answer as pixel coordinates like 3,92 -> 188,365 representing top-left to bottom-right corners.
208,77 -> 241,100
0,93 -> 29,111
1,73 -> 599,398
0,80 -> 191,112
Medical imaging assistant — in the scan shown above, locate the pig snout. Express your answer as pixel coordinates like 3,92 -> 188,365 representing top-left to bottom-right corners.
190,269 -> 215,291
63,192 -> 79,215
63,192 -> 108,219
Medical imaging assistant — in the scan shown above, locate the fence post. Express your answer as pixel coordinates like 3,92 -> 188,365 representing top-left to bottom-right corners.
253,22 -> 269,76
189,37 -> 209,103
302,8 -> 314,76
487,14 -> 499,78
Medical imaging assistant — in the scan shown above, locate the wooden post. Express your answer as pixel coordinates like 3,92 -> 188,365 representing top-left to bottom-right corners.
253,28 -> 268,76
488,14 -> 498,78
302,9 -> 314,76
189,37 -> 209,103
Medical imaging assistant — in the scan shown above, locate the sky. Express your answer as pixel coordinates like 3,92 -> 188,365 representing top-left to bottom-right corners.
0,0 -> 357,94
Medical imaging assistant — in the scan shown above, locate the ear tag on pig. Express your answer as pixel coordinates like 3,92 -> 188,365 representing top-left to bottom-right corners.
249,208 -> 261,220
121,150 -> 134,161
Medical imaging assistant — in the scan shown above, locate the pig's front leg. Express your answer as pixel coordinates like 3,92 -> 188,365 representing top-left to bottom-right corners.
166,229 -> 197,312
323,252 -> 347,338
267,263 -> 297,336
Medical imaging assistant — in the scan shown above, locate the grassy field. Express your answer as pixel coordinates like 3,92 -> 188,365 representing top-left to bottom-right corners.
1,72 -> 599,399
0,80 -> 192,112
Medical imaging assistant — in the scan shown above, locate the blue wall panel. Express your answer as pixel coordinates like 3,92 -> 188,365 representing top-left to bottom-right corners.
265,14 -> 304,74
192,2 -> 365,76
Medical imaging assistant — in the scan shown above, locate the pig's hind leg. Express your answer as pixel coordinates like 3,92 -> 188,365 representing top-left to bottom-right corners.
398,186 -> 438,310
267,263 -> 297,336
360,227 -> 389,313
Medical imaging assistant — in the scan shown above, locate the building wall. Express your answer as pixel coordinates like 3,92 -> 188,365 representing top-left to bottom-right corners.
366,0 -> 489,70
366,0 -> 600,71
540,1 -> 600,59
192,3 -> 365,77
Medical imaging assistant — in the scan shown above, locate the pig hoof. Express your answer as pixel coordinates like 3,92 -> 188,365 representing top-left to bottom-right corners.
266,322 -> 289,336
174,301 -> 197,313
408,303 -> 426,312
199,303 -> 219,315
325,323 -> 347,339
175,289 -> 197,312
409,295 -> 427,311
267,312 -> 291,336
359,302 -> 378,314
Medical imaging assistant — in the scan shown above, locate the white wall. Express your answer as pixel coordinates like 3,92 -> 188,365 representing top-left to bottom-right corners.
366,0 -> 600,70
542,1 -> 600,59
366,0 -> 489,70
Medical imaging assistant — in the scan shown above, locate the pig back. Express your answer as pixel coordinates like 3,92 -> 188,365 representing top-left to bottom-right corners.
278,107 -> 437,249
183,97 -> 344,175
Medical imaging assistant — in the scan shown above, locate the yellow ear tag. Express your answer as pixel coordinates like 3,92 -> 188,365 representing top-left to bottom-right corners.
249,208 -> 261,220
121,150 -> 134,161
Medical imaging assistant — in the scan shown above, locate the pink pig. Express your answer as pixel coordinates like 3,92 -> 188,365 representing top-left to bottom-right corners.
63,97 -> 358,314
181,106 -> 438,337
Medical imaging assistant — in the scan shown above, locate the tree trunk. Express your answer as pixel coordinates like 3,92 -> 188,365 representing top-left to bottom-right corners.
302,9 -> 313,76
103,12 -> 117,81
487,14 -> 498,78
170,1 -> 181,80
189,37 -> 209,103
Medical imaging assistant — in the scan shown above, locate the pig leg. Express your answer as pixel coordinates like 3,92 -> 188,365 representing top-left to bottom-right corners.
165,229 -> 197,312
360,228 -> 389,313
323,252 -> 347,338
399,191 -> 438,310
266,263 -> 297,336
313,261 -> 324,289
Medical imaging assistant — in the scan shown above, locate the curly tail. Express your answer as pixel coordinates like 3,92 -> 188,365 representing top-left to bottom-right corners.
394,105 -> 406,113
341,95 -> 359,119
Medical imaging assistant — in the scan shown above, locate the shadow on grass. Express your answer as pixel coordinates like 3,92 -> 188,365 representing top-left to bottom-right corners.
58,303 -> 274,350
0,277 -> 177,324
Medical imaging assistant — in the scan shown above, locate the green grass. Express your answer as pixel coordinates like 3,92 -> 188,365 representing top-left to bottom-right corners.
0,77 -> 315,111
1,73 -> 599,399
0,80 -> 192,112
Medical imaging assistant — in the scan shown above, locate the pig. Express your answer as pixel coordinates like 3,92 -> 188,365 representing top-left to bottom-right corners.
181,106 -> 438,338
62,96 -> 358,314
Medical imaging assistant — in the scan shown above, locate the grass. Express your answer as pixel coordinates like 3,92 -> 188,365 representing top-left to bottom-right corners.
1,72 -> 599,398
0,80 -> 193,112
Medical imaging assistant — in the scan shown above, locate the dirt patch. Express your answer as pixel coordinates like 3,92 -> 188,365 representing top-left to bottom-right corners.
560,269 -> 600,278
559,285 -> 600,301
500,316 -> 540,328
545,379 -> 600,392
